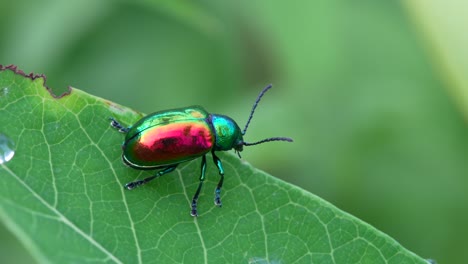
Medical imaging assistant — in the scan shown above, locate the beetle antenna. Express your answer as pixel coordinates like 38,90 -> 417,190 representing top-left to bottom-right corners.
242,84 -> 273,135
243,137 -> 293,146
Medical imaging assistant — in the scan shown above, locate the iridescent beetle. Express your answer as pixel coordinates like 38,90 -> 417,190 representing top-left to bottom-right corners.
110,84 -> 292,216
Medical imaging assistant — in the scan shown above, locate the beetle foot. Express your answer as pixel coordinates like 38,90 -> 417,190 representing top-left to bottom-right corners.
191,200 -> 199,217
109,117 -> 129,133
190,209 -> 198,217
214,196 -> 222,207
214,188 -> 222,207
124,181 -> 141,190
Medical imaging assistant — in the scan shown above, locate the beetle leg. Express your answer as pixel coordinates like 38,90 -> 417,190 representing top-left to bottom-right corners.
211,151 -> 225,207
191,155 -> 206,217
109,117 -> 130,133
124,165 -> 177,190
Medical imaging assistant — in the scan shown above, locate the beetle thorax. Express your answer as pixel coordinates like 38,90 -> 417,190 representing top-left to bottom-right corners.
210,114 -> 243,151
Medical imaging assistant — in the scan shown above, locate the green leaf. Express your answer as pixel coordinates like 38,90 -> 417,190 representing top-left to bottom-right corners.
0,66 -> 427,263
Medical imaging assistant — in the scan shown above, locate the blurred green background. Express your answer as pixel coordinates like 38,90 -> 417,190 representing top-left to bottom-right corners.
1,0 -> 467,263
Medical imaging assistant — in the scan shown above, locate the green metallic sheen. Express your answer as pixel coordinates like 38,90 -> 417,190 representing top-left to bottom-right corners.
210,114 -> 244,152
121,106 -> 246,169
126,106 -> 209,136
122,106 -> 216,168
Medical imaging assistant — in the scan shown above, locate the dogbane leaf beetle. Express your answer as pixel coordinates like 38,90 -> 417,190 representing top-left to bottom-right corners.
110,84 -> 292,216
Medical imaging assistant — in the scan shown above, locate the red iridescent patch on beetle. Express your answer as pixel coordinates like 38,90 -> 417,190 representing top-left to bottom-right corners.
125,121 -> 214,167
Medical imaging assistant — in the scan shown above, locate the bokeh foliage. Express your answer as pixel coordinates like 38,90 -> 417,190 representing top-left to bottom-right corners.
0,0 -> 467,263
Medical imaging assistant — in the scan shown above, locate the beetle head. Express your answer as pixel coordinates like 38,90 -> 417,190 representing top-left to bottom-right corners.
211,114 -> 244,152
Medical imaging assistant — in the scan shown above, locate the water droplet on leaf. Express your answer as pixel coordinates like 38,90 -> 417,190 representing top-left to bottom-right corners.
0,133 -> 15,164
